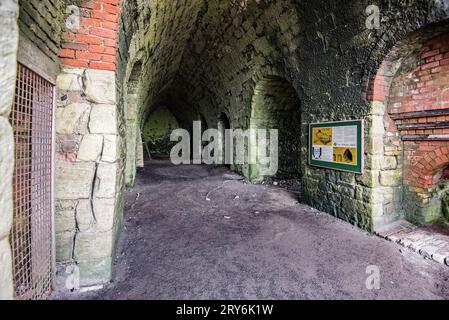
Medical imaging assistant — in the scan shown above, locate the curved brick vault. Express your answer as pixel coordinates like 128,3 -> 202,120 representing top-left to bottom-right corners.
366,22 -> 449,224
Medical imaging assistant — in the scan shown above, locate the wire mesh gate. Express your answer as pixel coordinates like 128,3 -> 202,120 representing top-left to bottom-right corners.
9,63 -> 54,300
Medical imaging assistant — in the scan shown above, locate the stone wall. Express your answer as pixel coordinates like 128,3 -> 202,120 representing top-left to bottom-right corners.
123,62 -> 142,186
18,0 -> 65,63
0,0 -> 19,300
55,0 -> 123,286
3,0 -> 449,296
122,0 -> 449,232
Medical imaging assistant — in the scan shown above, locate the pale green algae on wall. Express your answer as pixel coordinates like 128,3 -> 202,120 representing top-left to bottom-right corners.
143,106 -> 179,156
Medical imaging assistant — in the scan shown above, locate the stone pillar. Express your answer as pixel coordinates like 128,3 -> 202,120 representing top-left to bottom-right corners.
124,93 -> 139,186
136,127 -> 145,168
55,0 -> 123,287
0,0 -> 19,300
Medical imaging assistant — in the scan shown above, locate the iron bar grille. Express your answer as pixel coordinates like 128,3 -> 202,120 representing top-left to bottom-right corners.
9,63 -> 54,300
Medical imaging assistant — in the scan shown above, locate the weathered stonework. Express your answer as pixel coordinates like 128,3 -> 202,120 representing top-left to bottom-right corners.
377,219 -> 449,268
55,66 -> 123,286
77,135 -> 104,162
56,103 -> 91,135
56,161 -> 97,200
248,76 -> 301,181
18,0 -> 64,63
85,70 -> 117,105
0,238 -> 14,300
89,104 -> 118,135
53,0 -> 123,287
117,0 -> 449,233
2,0 -> 449,298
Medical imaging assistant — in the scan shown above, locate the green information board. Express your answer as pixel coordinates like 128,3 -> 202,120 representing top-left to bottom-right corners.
309,120 -> 364,174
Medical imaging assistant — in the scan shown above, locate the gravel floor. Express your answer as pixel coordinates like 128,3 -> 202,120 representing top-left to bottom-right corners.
53,160 -> 449,300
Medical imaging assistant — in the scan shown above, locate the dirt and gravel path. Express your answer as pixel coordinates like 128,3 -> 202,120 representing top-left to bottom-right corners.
54,160 -> 449,300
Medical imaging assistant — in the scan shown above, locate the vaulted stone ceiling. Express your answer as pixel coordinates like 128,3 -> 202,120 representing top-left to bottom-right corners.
120,0 -> 206,125
171,0 -> 303,126
120,0 -> 306,127
120,0 -> 449,129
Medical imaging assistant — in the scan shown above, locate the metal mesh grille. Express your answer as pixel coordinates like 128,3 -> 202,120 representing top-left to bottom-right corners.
9,63 -> 54,300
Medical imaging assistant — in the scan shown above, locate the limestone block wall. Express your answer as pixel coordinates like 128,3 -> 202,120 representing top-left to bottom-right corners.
117,1 -> 144,186
363,100 -> 404,229
0,0 -> 19,300
118,0 -> 207,186
55,0 -> 123,286
248,76 -> 301,181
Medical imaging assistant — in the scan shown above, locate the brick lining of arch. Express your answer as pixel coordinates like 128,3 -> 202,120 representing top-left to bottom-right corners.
366,32 -> 449,224
404,141 -> 449,188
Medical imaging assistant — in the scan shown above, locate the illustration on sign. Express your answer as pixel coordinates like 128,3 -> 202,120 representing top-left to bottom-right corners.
309,120 -> 363,174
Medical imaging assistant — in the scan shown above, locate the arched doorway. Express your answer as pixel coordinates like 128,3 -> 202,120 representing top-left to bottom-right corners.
142,106 -> 179,159
367,23 -> 449,226
249,76 -> 301,182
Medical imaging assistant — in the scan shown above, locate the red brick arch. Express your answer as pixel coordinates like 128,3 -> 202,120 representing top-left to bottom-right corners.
364,29 -> 449,223
404,142 -> 449,188
363,32 -> 449,107
362,61 -> 391,102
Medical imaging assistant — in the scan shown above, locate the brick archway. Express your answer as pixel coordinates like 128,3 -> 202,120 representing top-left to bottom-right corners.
365,25 -> 449,225
405,143 -> 449,189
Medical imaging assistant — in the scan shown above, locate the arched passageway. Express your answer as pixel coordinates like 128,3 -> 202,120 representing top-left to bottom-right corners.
141,106 -> 179,159
249,76 -> 302,182
2,0 -> 449,301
